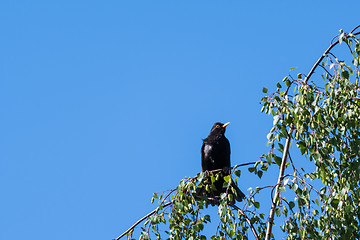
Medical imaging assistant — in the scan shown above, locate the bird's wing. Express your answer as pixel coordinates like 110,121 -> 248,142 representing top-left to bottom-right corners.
201,141 -> 212,171
224,137 -> 231,168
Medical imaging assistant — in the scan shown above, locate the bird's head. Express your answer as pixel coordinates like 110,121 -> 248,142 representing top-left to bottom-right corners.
210,122 -> 230,135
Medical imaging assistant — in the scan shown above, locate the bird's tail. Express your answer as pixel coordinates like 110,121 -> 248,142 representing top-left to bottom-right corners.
194,174 -> 245,205
230,181 -> 245,202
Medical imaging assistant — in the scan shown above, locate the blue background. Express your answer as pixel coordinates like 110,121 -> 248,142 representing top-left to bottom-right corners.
1,1 -> 359,239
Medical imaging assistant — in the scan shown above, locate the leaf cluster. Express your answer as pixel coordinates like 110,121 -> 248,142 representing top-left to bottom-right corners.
130,169 -> 265,240
258,29 -> 360,239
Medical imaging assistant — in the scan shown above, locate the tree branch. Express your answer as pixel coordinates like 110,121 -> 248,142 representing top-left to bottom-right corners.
114,201 -> 173,240
265,128 -> 293,240
231,204 -> 260,240
351,25 -> 360,34
115,162 -> 255,239
283,174 -> 325,204
195,162 -> 257,176
304,25 -> 360,84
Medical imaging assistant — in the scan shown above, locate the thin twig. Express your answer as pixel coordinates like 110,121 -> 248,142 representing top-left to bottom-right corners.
350,24 -> 360,33
243,185 -> 275,213
236,162 -> 258,167
344,41 -> 354,55
283,174 -> 325,204
202,162 -> 258,174
270,182 -> 284,204
115,201 -> 173,240
231,204 -> 260,240
319,64 -> 333,79
304,28 -> 360,84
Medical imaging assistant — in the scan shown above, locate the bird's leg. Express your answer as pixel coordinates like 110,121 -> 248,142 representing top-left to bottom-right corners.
223,166 -> 230,174
203,170 -> 210,176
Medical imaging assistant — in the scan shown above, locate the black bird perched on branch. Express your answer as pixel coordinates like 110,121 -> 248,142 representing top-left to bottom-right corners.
197,122 -> 245,204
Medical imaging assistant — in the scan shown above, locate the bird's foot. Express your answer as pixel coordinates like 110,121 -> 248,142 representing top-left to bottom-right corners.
223,166 -> 230,173
204,170 -> 210,176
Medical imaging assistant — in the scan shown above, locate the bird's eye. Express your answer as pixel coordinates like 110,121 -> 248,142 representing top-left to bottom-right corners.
216,125 -> 220,128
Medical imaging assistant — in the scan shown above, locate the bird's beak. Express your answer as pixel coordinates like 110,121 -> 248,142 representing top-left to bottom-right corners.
222,122 -> 230,128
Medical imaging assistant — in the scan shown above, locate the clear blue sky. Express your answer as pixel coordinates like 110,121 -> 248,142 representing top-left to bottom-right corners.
1,1 -> 359,239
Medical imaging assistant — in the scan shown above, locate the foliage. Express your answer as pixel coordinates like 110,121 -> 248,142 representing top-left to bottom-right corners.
117,26 -> 360,240
260,27 -> 360,239
124,168 -> 264,240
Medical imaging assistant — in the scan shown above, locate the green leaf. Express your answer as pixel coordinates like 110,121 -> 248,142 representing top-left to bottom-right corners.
339,31 -> 344,44
275,207 -> 281,217
223,175 -> 230,183
262,87 -> 268,93
220,193 -> 227,199
278,143 -> 284,152
151,193 -> 158,203
234,169 -> 241,177
341,70 -> 349,79
273,115 -> 280,125
197,172 -> 204,183
330,199 -> 339,208
285,80 -> 291,87
291,183 -> 298,192
274,155 -> 282,166
211,175 -> 216,183
266,153 -> 272,164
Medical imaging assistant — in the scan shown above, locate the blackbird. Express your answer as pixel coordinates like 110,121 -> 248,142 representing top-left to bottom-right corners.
197,122 -> 245,204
